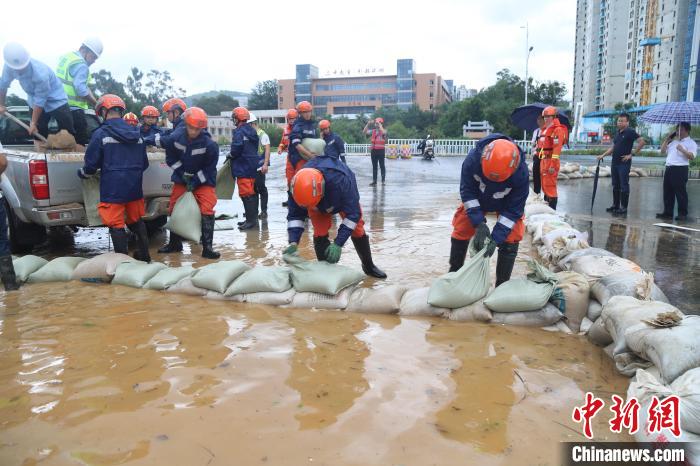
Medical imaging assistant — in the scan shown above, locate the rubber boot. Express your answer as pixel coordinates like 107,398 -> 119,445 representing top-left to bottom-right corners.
495,242 -> 519,287
157,231 -> 183,253
109,227 -> 129,255
606,190 -> 620,212
127,220 -> 152,263
615,192 -> 629,215
351,234 -> 387,279
313,235 -> 330,261
238,195 -> 259,231
0,255 -> 19,291
448,238 -> 469,272
201,214 -> 220,259
547,196 -> 558,210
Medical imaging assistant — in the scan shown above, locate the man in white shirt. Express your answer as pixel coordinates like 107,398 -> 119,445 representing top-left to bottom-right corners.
656,122 -> 697,221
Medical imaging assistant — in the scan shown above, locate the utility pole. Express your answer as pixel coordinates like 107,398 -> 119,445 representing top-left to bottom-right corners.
522,23 -> 533,141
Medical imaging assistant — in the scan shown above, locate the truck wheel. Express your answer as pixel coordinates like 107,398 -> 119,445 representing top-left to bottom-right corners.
145,216 -> 167,238
4,199 -> 47,254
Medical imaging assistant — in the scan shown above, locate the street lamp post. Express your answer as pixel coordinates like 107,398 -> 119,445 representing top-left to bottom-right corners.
522,23 -> 533,141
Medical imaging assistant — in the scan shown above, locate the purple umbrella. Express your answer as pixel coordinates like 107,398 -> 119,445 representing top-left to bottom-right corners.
639,102 -> 700,125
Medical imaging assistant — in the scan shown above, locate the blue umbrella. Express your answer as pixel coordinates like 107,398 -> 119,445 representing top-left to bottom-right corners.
639,102 -> 700,124
510,103 -> 571,132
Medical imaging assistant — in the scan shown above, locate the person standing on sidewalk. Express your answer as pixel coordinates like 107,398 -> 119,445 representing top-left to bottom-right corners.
0,142 -> 19,291
597,112 -> 645,215
363,117 -> 387,186
656,122 -> 696,222
531,115 -> 545,197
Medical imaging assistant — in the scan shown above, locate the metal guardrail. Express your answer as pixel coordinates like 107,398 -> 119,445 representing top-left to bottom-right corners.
345,139 -> 532,156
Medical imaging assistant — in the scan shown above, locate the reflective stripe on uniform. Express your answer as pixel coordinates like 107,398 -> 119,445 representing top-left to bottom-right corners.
171,161 -> 183,170
174,142 -> 186,151
196,170 -> 206,182
155,133 -> 162,148
102,137 -> 119,144
497,216 -> 515,229
492,188 -> 512,199
464,199 -> 480,209
288,220 -> 305,229
191,148 -> 206,155
341,218 -> 357,230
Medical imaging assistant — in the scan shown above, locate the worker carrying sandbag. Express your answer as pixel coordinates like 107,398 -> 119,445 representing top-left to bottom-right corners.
147,107 -> 220,259
538,106 -> 568,210
229,107 -> 260,231
77,94 -> 151,262
320,120 -> 347,163
284,156 -> 387,279
160,97 -> 187,136
449,135 -> 528,287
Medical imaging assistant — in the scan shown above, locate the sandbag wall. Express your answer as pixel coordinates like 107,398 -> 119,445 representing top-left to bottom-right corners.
526,161 -> 650,181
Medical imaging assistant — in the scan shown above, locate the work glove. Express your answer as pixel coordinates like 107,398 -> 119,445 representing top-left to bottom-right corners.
183,173 -> 196,192
485,239 -> 497,258
76,168 -> 91,180
473,223 -> 492,252
283,243 -> 298,256
325,243 -> 342,264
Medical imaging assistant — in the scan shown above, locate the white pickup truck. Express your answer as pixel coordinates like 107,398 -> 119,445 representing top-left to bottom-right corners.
0,108 -> 173,253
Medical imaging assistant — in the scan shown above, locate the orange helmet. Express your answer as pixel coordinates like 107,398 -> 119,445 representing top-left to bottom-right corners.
319,119 -> 331,130
481,139 -> 521,182
141,105 -> 160,117
183,107 -> 208,129
296,101 -> 312,112
291,168 -> 325,207
123,112 -> 139,126
375,117 -> 384,124
162,98 -> 187,113
287,108 -> 298,120
95,94 -> 126,115
542,106 -> 558,117
233,106 -> 250,122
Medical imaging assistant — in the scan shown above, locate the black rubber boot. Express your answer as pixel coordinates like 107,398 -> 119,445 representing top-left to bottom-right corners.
615,192 -> 629,215
547,196 -> 558,210
313,235 -> 331,261
351,234 -> 387,279
238,195 -> 259,231
606,190 -> 620,212
109,227 -> 129,255
201,214 -> 221,259
127,220 -> 151,263
157,231 -> 183,253
448,238 -> 469,272
0,255 -> 19,291
495,242 -> 519,287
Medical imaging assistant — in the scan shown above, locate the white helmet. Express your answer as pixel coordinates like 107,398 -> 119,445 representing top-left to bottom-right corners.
3,42 -> 30,70
248,113 -> 257,124
81,37 -> 103,57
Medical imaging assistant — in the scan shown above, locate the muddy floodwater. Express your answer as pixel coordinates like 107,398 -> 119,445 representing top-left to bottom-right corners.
3,154 -> 697,465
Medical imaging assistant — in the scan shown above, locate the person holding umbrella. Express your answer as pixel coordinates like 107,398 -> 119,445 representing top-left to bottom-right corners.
656,122 -> 696,221
531,115 -> 546,197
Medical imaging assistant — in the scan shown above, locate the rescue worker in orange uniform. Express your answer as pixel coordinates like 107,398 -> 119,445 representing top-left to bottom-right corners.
538,106 -> 568,210
229,107 -> 260,231
78,94 -> 151,262
449,135 -> 528,287
279,108 -> 298,207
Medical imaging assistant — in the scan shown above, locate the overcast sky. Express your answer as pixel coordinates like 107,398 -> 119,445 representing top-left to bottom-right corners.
1,0 -> 575,101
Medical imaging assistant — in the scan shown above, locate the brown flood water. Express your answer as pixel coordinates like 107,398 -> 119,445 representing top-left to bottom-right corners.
0,156 -> 641,465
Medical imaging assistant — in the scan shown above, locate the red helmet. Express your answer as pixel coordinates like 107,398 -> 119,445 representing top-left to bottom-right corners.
542,106 -> 558,117
95,94 -> 126,115
162,98 -> 187,113
123,112 -> 139,126
319,119 -> 331,130
141,105 -> 160,117
233,106 -> 250,122
375,117 -> 384,124
481,139 -> 521,182
296,101 -> 312,112
182,107 -> 208,129
287,108 -> 298,120
291,168 -> 325,207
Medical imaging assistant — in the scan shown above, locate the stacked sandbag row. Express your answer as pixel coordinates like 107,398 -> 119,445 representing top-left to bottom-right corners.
526,162 -> 649,182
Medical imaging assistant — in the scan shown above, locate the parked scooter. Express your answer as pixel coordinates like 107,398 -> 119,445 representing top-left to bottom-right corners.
420,135 -> 434,160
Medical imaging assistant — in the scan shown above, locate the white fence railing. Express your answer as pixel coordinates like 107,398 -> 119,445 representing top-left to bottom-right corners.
344,139 -> 531,156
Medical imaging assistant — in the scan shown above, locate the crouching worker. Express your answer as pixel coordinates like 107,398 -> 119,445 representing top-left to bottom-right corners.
149,107 -> 220,259
449,135 -> 528,287
284,156 -> 386,279
78,94 -> 151,262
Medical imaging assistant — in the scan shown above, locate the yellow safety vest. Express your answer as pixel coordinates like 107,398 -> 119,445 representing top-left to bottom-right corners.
255,127 -> 266,155
56,51 -> 92,110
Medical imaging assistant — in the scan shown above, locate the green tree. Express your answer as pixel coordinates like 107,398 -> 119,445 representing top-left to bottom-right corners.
260,123 -> 283,147
195,93 -> 239,116
249,80 -> 278,110
384,121 -> 414,138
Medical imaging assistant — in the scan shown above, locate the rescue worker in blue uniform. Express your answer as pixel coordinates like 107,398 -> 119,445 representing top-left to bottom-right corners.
449,134 -> 528,287
319,119 -> 346,163
78,94 -> 151,262
161,98 -> 187,136
284,155 -> 386,279
140,105 -> 162,138
287,100 -> 318,179
229,107 -> 260,231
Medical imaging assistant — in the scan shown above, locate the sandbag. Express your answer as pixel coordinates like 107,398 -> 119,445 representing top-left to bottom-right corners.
427,242 -> 490,309
524,203 -> 556,217
567,255 -> 642,283
587,299 -> 603,321
112,261 -> 168,288
590,271 -> 669,306
166,277 -> 208,296
557,247 -> 618,270
626,315 -> 700,384
215,159 -> 235,200
587,317 -> 613,347
446,300 -> 493,322
542,228 -> 588,250
579,317 -> 594,334
491,303 -> 563,327
165,191 -> 202,243
27,257 -> 84,283
301,138 -> 326,157
557,172 -> 569,180
224,266 -> 291,296
81,173 -> 102,226
551,271 -> 590,332
284,286 -> 355,310
484,260 -> 558,313
346,285 -> 408,314
532,220 -> 572,244
71,253 -> 135,282
13,255 -> 49,282
191,260 -> 251,294
525,213 -> 564,232
231,289 -> 296,306
568,171 -> 583,179
284,254 -> 364,295
143,266 -> 195,290
399,287 -> 448,317
613,351 -> 654,376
